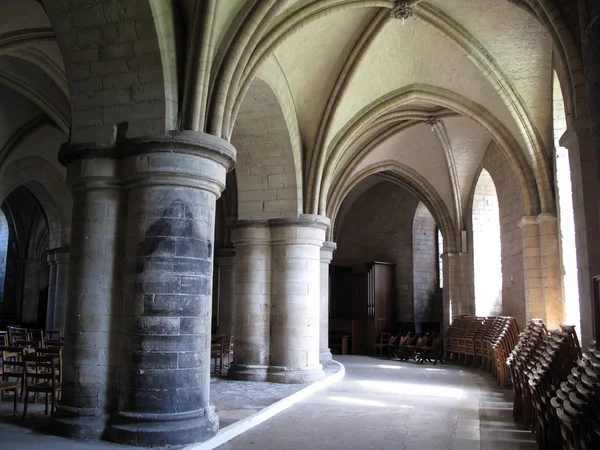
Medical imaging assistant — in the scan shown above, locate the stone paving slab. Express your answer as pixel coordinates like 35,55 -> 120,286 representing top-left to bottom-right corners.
0,360 -> 342,449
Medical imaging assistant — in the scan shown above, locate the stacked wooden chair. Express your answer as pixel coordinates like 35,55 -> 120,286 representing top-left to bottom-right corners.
444,315 -> 519,386
506,319 -> 599,450
550,338 -> 600,450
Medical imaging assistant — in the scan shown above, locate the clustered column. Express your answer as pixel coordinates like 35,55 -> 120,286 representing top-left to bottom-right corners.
229,221 -> 271,381
268,215 -> 327,383
52,156 -> 123,440
319,241 -> 336,362
52,132 -> 235,447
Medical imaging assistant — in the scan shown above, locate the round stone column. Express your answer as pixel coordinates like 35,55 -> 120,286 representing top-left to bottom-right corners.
53,247 -> 70,334
319,241 -> 336,362
108,132 -> 235,447
45,250 -> 57,331
228,221 -> 271,381
268,215 -> 327,384
51,154 -> 122,440
214,248 -> 236,338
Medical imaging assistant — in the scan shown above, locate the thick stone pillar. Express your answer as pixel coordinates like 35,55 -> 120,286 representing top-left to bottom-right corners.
560,126 -> 600,343
537,214 -> 564,329
46,251 -> 57,331
319,241 -> 336,362
53,247 -> 70,333
228,221 -> 270,381
268,215 -> 327,384
109,133 -> 235,446
214,248 -> 236,338
52,156 -> 123,439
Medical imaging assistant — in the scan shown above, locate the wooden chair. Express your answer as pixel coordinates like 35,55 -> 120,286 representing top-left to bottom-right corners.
417,334 -> 444,365
0,346 -> 21,415
22,353 -> 62,417
211,334 -> 224,375
1,346 -> 26,402
44,331 -> 61,341
373,332 -> 392,356
223,335 -> 234,367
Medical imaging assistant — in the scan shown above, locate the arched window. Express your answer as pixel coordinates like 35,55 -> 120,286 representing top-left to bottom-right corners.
0,209 -> 8,304
553,71 -> 580,332
472,169 -> 502,316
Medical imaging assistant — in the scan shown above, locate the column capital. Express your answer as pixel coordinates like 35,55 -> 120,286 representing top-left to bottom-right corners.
519,215 -> 539,228
269,215 -> 328,247
231,220 -> 270,246
559,121 -> 591,149
214,247 -> 235,266
320,241 -> 337,263
60,131 -> 236,196
268,214 -> 330,231
536,213 -> 558,224
59,131 -> 235,170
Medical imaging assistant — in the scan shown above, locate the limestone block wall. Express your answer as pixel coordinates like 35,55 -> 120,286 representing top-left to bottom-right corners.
412,203 -> 441,323
231,79 -> 301,220
334,181 -> 419,321
481,141 -> 526,326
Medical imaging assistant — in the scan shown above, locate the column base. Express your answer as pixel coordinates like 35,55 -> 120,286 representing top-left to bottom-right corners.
51,406 -> 108,440
267,365 -> 324,384
319,348 -> 333,362
108,407 -> 218,447
228,364 -> 269,381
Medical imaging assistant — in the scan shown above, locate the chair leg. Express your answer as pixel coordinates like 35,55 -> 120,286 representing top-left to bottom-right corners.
51,391 -> 56,414
45,393 -> 49,415
23,389 -> 28,419
13,387 -> 18,415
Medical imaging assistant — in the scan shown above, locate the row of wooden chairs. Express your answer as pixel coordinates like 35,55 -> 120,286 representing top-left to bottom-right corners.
445,315 -> 519,387
506,319 -> 590,450
0,345 -> 63,417
1,327 -> 62,347
385,332 -> 444,364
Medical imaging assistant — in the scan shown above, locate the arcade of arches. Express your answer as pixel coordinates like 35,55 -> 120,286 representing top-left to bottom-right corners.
0,0 -> 599,446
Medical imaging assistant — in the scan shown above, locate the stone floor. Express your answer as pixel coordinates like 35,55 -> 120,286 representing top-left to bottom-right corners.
0,356 -> 538,450
217,356 -> 538,450
0,361 -> 339,449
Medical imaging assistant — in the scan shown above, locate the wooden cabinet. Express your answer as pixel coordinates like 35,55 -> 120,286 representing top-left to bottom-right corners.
329,261 -> 395,355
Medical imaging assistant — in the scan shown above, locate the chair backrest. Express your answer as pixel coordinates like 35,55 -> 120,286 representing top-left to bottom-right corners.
28,329 -> 44,343
35,347 -> 63,383
24,354 -> 61,387
45,330 -> 62,341
8,330 -> 28,345
0,346 -> 25,372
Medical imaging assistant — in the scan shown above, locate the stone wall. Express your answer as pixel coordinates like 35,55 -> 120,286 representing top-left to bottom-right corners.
334,181 -> 419,321
231,79 -> 300,220
412,203 -> 441,323
481,141 -> 526,326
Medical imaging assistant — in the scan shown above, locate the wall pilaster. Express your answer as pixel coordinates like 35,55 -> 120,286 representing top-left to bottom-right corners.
319,241 -> 336,363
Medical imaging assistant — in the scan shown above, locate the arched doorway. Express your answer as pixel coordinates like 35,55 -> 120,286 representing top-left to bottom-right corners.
0,186 -> 50,328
